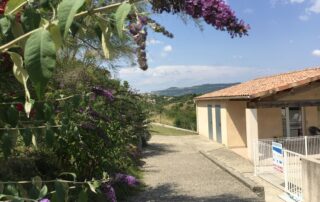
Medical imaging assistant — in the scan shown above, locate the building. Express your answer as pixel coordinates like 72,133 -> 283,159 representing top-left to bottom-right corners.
194,68 -> 320,161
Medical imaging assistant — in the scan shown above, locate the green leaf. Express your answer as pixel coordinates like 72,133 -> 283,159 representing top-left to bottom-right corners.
24,28 -> 56,99
0,17 -> 12,37
9,52 -> 32,116
77,190 -> 88,202
4,184 -> 18,196
43,103 -> 53,121
6,105 -> 19,127
10,52 -> 27,85
87,180 -> 101,194
97,21 -> 111,59
5,0 -> 26,14
45,129 -> 55,147
32,176 -> 42,190
1,132 -> 14,158
38,185 -> 48,199
11,20 -> 25,47
57,0 -> 85,38
115,2 -> 131,38
53,181 -> 67,202
21,7 -> 41,33
48,22 -> 63,49
59,172 -> 77,181
20,128 -> 32,146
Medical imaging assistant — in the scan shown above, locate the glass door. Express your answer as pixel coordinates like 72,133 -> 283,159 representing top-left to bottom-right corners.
282,107 -> 303,137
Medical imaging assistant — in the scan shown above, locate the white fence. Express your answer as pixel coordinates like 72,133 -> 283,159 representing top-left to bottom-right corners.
255,135 -> 320,201
284,150 -> 303,202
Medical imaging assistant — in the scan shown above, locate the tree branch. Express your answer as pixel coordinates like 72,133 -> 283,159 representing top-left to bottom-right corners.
0,1 -> 130,53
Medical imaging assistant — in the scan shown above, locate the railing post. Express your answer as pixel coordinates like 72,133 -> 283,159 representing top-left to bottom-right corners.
254,140 -> 257,176
283,150 -> 289,194
305,136 -> 308,156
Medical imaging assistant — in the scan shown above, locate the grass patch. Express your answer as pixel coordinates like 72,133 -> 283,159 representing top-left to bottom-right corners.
149,124 -> 197,136
150,114 -> 174,126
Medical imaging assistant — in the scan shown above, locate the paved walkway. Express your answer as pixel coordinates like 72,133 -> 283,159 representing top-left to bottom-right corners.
128,135 -> 264,202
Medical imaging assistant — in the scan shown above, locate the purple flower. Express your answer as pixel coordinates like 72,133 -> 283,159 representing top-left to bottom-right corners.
91,87 -> 114,101
151,0 -> 249,37
39,199 -> 50,202
115,173 -> 139,186
88,107 -> 110,122
101,184 -> 117,202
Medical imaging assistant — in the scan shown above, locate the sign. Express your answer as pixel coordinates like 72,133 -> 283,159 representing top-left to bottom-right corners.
272,142 -> 284,173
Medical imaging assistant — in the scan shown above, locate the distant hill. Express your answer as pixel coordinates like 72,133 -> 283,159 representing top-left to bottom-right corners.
151,83 -> 239,96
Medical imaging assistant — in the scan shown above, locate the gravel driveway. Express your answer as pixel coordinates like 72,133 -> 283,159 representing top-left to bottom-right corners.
128,135 -> 262,202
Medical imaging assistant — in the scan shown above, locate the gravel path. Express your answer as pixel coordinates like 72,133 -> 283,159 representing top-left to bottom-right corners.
128,135 -> 262,202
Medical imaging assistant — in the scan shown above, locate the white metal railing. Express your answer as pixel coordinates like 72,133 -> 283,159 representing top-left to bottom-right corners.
284,150 -> 303,202
255,135 -> 320,202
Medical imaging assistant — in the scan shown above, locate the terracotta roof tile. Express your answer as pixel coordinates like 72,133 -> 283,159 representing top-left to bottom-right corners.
196,68 -> 320,100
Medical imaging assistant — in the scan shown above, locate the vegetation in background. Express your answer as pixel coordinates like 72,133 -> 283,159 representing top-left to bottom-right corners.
147,94 -> 197,131
150,124 -> 196,136
152,83 -> 239,97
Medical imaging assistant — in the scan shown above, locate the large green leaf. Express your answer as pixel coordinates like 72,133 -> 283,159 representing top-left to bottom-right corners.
57,0 -> 85,38
9,52 -> 32,116
5,0 -> 26,14
115,2 -> 131,38
24,29 -> 56,99
97,20 -> 111,59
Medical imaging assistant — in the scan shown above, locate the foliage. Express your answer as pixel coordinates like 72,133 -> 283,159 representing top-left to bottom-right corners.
147,94 -> 197,130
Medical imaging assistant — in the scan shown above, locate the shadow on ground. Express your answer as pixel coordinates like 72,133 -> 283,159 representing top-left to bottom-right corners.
127,183 -> 262,202
143,143 -> 178,158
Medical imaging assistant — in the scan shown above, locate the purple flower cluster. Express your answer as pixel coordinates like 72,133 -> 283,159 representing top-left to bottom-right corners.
115,173 -> 139,186
81,122 -> 110,145
101,184 -> 117,202
151,0 -> 249,37
91,87 -> 114,101
147,18 -> 174,38
39,199 -> 50,202
129,16 -> 149,71
88,107 -> 110,122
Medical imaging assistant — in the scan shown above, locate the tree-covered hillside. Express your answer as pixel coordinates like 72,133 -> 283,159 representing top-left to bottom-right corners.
151,83 -> 238,96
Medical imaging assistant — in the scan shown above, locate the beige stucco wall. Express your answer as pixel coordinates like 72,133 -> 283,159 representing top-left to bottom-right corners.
226,101 -> 247,148
257,108 -> 283,139
196,100 -> 227,145
279,85 -> 320,101
305,106 -> 319,134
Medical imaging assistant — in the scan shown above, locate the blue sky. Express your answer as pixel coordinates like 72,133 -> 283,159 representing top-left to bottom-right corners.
117,0 -> 320,92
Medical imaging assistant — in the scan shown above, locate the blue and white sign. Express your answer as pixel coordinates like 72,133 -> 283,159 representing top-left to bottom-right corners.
272,142 -> 284,173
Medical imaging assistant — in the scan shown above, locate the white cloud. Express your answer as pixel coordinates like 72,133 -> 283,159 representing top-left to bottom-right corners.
309,0 -> 320,13
271,0 -> 304,5
299,14 -> 310,20
243,8 -> 254,14
160,45 -> 173,57
117,65 -> 281,92
312,49 -> 320,56
163,45 -> 173,52
147,39 -> 162,45
290,0 -> 305,3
